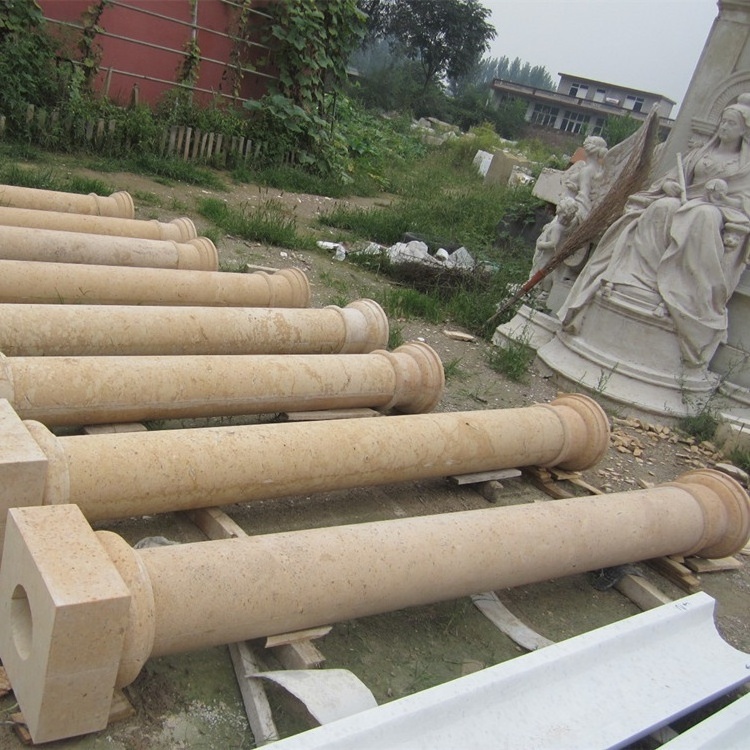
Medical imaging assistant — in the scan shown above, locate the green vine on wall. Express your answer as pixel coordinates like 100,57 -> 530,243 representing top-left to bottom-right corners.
268,0 -> 365,117
242,0 -> 366,175
176,0 -> 201,91
78,0 -> 110,85
227,0 -> 256,100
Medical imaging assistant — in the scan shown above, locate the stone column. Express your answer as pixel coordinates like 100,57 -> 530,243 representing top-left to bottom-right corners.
656,0 -> 750,176
7,394 -> 609,524
2,469 -> 747,742
0,260 -> 310,307
0,225 -> 217,270
0,342 -> 444,426
0,205 -> 197,241
0,184 -> 134,217
0,299 -> 388,356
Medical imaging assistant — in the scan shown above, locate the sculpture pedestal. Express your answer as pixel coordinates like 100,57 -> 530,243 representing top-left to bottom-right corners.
492,304 -> 560,350
537,287 -> 719,419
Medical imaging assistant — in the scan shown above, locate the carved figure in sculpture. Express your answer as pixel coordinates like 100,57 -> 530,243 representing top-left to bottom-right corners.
559,95 -> 750,367
530,197 -> 579,300
562,135 -> 609,221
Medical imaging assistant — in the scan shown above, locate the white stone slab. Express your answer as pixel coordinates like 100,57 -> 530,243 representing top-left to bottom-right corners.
662,691 -> 750,749
270,594 -> 750,750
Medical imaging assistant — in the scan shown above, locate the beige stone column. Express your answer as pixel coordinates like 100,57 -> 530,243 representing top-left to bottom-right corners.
1,469 -> 747,741
0,299 -> 388,356
0,342 -> 444,425
16,394 -> 608,522
0,260 -> 310,307
0,205 -> 196,241
0,225 -> 217,270
0,184 -> 134,217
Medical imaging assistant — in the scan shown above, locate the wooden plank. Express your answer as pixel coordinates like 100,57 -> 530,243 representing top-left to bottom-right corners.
228,641 -> 280,745
271,641 -> 326,671
471,591 -> 553,651
614,574 -> 672,611
187,507 -> 246,540
549,468 -> 605,495
265,626 -> 332,648
683,555 -> 743,573
246,263 -> 282,273
449,469 -> 522,485
281,409 -> 381,422
647,557 -> 701,594
521,466 -> 574,499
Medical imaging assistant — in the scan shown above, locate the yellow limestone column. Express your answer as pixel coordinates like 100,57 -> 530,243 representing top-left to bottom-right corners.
19,394 -> 609,522
0,261 -> 311,307
0,183 -> 134,217
0,205 -> 197,241
0,225 -> 217,270
0,299 -> 388,356
0,342 -> 444,425
1,470 -> 748,742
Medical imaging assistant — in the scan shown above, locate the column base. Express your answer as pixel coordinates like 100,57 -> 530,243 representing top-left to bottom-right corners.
537,288 -> 719,420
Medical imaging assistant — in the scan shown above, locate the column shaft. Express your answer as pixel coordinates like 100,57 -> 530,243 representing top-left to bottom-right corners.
118,470 -> 747,660
0,206 -> 196,241
0,299 -> 387,356
1,343 -> 443,425
0,184 -> 133,217
0,225 -> 217,270
28,394 -> 609,521
0,261 -> 310,307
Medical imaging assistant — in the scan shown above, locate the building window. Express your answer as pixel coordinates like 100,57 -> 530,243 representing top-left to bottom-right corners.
560,110 -> 590,134
591,117 -> 606,136
569,82 -> 589,99
624,95 -> 645,113
530,103 -> 559,127
593,88 -> 606,103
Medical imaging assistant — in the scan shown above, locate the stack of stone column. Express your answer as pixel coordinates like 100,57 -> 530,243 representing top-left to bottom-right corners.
0,184 -> 748,744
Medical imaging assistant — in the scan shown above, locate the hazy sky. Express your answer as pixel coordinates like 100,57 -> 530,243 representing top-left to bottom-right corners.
483,0 -> 718,114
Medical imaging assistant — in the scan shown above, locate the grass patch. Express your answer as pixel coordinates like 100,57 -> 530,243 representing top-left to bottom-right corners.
388,325 -> 404,350
486,339 -> 535,383
443,357 -> 466,382
86,154 -> 226,190
678,410 -> 720,443
727,446 -> 750,474
369,287 -> 442,323
0,163 -> 112,195
197,196 -> 317,251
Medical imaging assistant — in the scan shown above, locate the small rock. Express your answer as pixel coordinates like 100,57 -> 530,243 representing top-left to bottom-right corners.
714,462 -> 750,487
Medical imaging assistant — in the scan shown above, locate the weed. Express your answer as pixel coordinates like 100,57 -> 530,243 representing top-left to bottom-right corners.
486,339 -> 534,383
131,190 -> 163,207
0,163 -> 113,195
197,197 -> 317,251
443,357 -> 466,382
727,446 -> 750,474
678,410 -> 720,443
318,269 -> 351,295
200,226 -> 223,247
370,287 -> 442,323
388,325 -> 404,350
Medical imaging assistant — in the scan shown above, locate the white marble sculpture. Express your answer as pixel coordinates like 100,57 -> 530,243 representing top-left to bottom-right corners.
559,94 -> 750,368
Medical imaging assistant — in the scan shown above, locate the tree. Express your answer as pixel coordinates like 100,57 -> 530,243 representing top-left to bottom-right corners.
365,0 -> 496,92
451,55 -> 555,97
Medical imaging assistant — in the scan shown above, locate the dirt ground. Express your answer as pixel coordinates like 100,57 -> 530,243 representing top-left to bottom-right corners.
1,167 -> 749,748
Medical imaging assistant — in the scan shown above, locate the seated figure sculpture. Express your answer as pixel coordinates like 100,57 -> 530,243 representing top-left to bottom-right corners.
559,94 -> 750,367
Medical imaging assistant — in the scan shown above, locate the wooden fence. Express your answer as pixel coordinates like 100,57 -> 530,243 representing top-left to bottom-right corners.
0,104 -> 293,167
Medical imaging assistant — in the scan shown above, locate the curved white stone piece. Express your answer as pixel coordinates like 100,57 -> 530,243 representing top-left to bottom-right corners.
271,594 -> 750,750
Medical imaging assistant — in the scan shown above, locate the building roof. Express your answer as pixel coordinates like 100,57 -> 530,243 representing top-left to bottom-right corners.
557,73 -> 676,105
